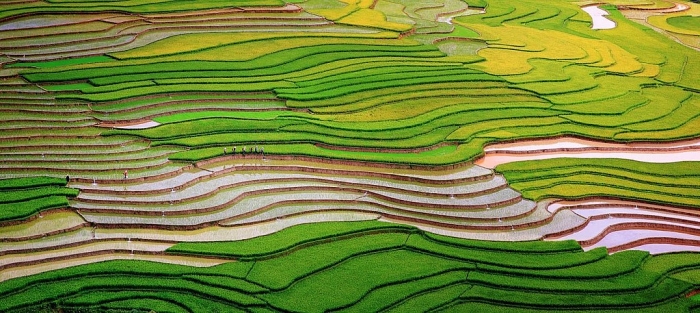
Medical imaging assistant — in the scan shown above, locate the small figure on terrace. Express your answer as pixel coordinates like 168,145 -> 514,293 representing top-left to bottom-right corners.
224,147 -> 227,154
123,169 -> 128,180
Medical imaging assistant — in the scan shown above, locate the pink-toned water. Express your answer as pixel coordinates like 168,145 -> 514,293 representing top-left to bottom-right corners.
546,198 -> 700,253
476,137 -> 700,168
582,6 -> 616,30
114,121 -> 161,129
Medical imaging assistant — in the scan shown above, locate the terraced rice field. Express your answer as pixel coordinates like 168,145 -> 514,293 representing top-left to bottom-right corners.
1,0 -> 699,311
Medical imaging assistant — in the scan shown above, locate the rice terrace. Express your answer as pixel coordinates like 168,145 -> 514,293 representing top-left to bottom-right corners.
1,0 -> 700,311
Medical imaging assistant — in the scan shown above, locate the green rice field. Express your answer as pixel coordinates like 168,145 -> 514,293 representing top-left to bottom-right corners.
0,0 -> 699,311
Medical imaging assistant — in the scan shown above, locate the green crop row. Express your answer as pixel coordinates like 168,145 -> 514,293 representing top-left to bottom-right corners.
2,222 -> 699,312
0,186 -> 78,205
422,231 -> 581,253
497,159 -> 700,207
289,63 -> 463,87
24,44 -> 438,83
106,106 -> 564,156
479,249 -> 649,279
338,270 -> 467,313
276,71 -> 502,101
62,291 -> 192,313
260,249 -> 473,312
455,278 -> 691,309
442,301 -> 692,313
406,233 -> 608,269
0,176 -> 78,221
0,196 -> 71,222
0,176 -> 68,190
498,158 -> 700,185
92,93 -> 281,114
168,220 -> 415,259
167,142 -> 478,166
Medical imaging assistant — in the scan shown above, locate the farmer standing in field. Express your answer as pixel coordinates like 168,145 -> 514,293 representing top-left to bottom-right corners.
123,169 -> 128,180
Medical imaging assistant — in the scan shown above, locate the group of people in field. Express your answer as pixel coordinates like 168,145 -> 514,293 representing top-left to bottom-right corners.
224,145 -> 264,156
115,146 -> 265,181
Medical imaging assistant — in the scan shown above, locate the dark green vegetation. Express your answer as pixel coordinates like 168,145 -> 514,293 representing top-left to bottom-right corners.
496,159 -> 700,207
2,221 -> 700,313
0,177 -> 78,222
667,16 -> 700,32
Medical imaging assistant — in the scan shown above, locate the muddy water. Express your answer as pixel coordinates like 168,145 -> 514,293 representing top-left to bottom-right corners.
557,217 -> 696,242
476,137 -> 700,168
591,229 -> 700,251
0,211 -> 86,239
0,253 -> 230,282
547,198 -> 700,253
96,211 -> 380,242
633,243 -> 700,254
0,14 -> 116,31
0,241 -> 173,267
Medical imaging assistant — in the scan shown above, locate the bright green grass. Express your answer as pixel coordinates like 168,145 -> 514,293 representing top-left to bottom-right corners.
260,249 -> 472,312
152,124 -> 456,151
92,93 -> 280,113
246,232 -> 412,290
384,283 -> 469,312
339,271 -> 466,313
498,158 -> 700,183
642,252 -> 700,276
0,186 -> 78,204
168,220 -> 414,259
107,106 -> 563,160
423,231 -> 581,253
456,277 -> 691,309
2,222 -> 700,312
442,300 -> 692,313
58,81 -> 296,102
288,64 -> 464,87
23,44 -> 438,83
0,176 -> 67,190
276,70 -> 498,101
479,249 -> 649,279
0,177 -> 78,221
464,0 -> 487,8
497,159 -> 700,207
62,291 -> 191,313
468,264 -> 665,293
406,233 -> 608,269
0,196 -> 71,222
665,16 -> 700,33
168,142 -> 475,166
286,76 -> 507,109
152,110 -> 320,124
